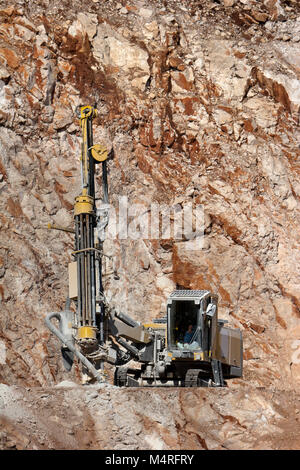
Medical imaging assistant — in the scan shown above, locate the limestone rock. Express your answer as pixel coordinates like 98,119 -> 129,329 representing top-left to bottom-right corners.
53,107 -> 73,130
0,64 -> 10,81
0,0 -> 299,451
223,0 -> 235,6
94,35 -> 148,72
139,8 -> 153,19
77,13 -> 98,41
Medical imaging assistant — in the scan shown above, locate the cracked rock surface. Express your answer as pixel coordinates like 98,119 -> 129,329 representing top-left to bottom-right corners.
0,0 -> 299,450
0,383 -> 300,450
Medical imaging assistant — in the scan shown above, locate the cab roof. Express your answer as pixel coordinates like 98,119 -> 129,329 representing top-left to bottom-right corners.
168,290 -> 210,300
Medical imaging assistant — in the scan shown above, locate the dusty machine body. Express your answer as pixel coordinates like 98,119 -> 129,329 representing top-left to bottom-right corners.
113,290 -> 242,387
45,105 -> 243,387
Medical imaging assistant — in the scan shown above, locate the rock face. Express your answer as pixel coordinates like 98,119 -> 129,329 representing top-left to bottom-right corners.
0,0 -> 299,449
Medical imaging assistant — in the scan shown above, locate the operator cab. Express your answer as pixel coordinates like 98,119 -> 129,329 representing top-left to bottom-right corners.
168,299 -> 201,350
167,290 -> 217,358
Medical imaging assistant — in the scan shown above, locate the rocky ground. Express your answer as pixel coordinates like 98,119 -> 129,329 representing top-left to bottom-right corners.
1,382 -> 300,450
0,0 -> 299,449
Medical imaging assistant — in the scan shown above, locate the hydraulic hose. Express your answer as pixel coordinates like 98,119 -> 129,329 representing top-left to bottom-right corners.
102,160 -> 109,203
45,312 -> 104,383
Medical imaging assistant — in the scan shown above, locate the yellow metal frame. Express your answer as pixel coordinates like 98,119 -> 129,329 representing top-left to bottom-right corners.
143,323 -> 166,329
79,106 -> 98,190
78,326 -> 97,340
90,144 -> 109,163
74,189 -> 94,216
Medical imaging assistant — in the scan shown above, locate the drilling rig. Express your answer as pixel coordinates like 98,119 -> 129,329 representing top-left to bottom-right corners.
45,105 -> 243,387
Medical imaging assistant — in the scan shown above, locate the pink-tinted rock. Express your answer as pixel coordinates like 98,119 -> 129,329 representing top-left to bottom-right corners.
0,0 -> 299,451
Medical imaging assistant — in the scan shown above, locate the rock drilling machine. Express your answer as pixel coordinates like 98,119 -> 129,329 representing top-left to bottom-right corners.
45,105 -> 243,387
